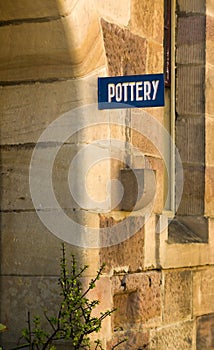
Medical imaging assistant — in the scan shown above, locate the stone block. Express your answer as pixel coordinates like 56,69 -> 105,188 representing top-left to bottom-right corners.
176,116 -> 205,164
207,0 -> 214,16
101,19 -> 146,76
196,313 -> 214,350
0,274 -> 111,349
163,270 -> 192,323
99,213 -> 157,272
206,66 -> 214,116
0,276 -> 60,348
130,0 -> 163,43
130,109 -> 163,158
99,213 -> 145,272
111,271 -> 162,327
0,0 -> 76,21
146,40 -> 163,74
177,0 -> 205,14
150,321 -> 194,350
1,143 -> 112,212
176,66 -> 205,116
177,16 -> 205,46
107,330 -> 149,350
0,210 -> 101,276
0,72 -> 108,145
205,166 -> 214,217
0,11 -> 105,82
193,267 -> 214,316
145,157 -> 164,214
176,15 -> 205,65
206,16 -> 214,65
96,0 -> 131,26
176,165 -> 205,216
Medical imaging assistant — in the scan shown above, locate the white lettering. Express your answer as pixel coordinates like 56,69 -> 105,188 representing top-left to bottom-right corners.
144,81 -> 151,100
136,81 -> 143,101
115,83 -> 123,102
129,82 -> 135,101
108,83 -> 115,102
152,80 -> 159,100
122,82 -> 129,102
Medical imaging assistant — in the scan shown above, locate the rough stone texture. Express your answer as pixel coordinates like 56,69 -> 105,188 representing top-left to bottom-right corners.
146,40 -> 163,74
0,275 -> 111,349
206,66 -> 214,116
99,214 -> 145,273
0,276 -> 60,348
177,15 -> 205,46
205,166 -> 214,216
96,0 -> 131,26
107,330 -> 149,350
0,10 -> 105,82
130,0 -> 163,43
0,211 -> 100,276
207,0 -> 214,16
196,313 -> 214,350
163,270 -> 192,323
176,165 -> 205,216
176,14 -> 205,65
101,19 -> 146,76
206,16 -> 214,67
177,0 -> 205,14
193,267 -> 214,316
176,65 -> 205,116
150,321 -> 194,350
176,116 -> 205,164
111,271 -> 161,328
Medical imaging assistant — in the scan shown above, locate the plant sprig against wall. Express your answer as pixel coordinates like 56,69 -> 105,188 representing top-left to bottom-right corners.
14,245 -> 126,350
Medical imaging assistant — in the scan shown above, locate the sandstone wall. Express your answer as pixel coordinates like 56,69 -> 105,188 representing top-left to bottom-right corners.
0,0 -> 214,349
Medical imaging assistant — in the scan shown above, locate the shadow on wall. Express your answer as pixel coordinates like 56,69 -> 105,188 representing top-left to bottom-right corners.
0,0 -> 106,347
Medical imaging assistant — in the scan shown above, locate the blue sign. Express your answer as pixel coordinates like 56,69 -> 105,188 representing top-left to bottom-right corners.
98,73 -> 164,110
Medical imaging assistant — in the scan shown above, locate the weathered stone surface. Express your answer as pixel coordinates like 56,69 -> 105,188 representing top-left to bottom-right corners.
193,267 -> 214,316
176,116 -> 205,164
144,157 -> 164,214
107,330 -> 149,350
0,143 -> 113,212
206,16 -> 214,65
0,274 -> 111,349
130,0 -> 163,43
0,276 -> 60,348
0,11 -> 105,81
176,65 -> 205,116
150,321 -> 194,350
0,0 -> 76,21
177,16 -> 205,46
207,0 -> 214,16
146,40 -> 163,74
101,19 -> 146,76
163,270 -> 192,323
196,313 -> 214,350
99,214 -> 145,272
205,166 -> 214,217
176,165 -> 205,216
206,66 -> 214,116
0,211 -> 100,276
177,0 -> 205,14
112,271 -> 161,327
0,71 -> 108,145
176,14 -> 205,65
96,0 -> 131,26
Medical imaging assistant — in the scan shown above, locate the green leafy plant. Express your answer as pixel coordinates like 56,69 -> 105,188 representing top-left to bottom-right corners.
17,245 -> 126,350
